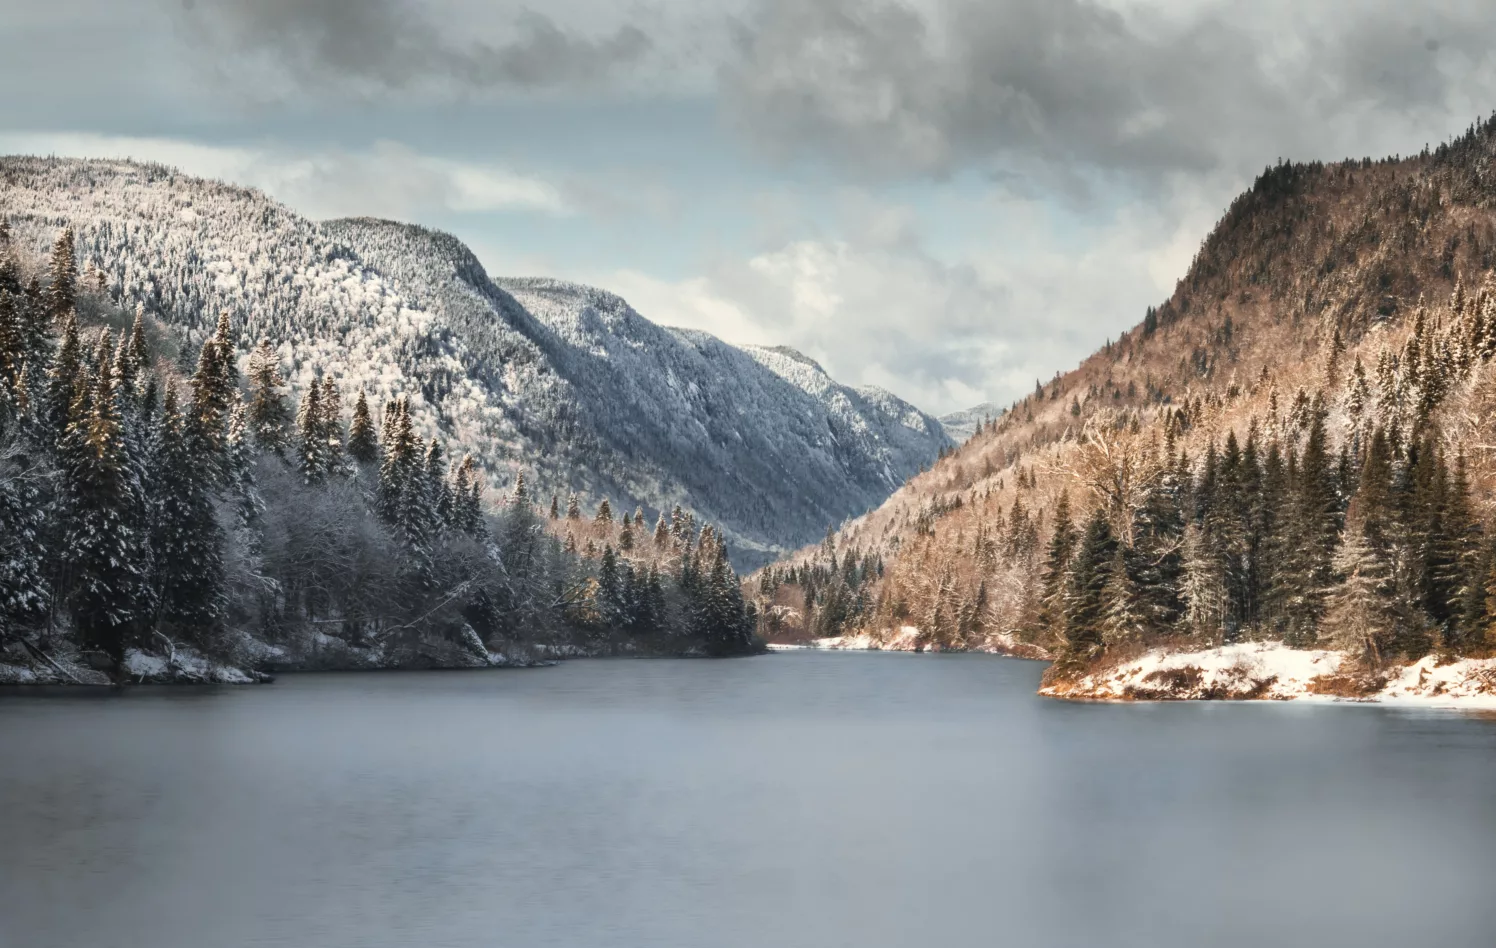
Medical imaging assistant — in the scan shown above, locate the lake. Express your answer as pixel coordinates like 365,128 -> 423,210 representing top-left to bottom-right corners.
3,651 -> 1495,948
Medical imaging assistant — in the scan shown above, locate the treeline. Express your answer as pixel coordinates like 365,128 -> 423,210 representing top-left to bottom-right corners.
0,225 -> 758,678
753,530 -> 885,641
766,280 -> 1496,669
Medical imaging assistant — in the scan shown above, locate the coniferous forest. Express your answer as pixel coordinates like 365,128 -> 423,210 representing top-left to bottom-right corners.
0,224 -> 759,683
755,119 -> 1496,699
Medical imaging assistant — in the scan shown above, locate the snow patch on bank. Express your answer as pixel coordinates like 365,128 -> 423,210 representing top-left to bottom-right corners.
1377,655 -> 1496,708
1044,642 -> 1496,708
768,626 -> 1052,660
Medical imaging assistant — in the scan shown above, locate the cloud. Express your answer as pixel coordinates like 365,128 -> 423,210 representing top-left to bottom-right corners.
174,0 -> 654,98
0,132 -> 571,220
593,178 -> 1226,414
719,0 -> 1496,181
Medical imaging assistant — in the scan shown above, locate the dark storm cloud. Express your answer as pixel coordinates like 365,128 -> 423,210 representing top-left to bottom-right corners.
177,0 -> 652,94
718,0 -> 1496,179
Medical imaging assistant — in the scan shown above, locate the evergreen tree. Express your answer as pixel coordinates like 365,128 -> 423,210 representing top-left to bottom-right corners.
451,455 -> 486,537
150,383 -> 225,642
0,386 -> 49,639
1280,412 -> 1339,645
595,497 -> 613,525
246,340 -> 292,455
320,382 -> 345,474
44,226 -> 77,325
1064,507 -> 1116,659
296,378 -> 329,484
346,390 -> 378,465
1036,490 -> 1077,640
58,341 -> 152,669
188,314 -> 238,485
45,311 -> 83,445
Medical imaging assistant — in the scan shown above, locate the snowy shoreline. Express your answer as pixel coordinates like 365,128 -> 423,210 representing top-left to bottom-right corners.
767,626 -> 1053,661
771,637 -> 1496,710
1041,641 -> 1496,710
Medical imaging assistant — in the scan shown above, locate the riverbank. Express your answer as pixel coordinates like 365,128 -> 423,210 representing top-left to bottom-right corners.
1038,641 -> 1496,709
767,626 -> 1053,661
0,632 -> 569,687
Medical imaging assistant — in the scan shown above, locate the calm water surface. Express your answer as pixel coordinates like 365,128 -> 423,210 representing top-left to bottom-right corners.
3,651 -> 1496,948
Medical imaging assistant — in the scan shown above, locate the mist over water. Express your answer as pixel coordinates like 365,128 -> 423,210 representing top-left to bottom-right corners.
3,652 -> 1495,948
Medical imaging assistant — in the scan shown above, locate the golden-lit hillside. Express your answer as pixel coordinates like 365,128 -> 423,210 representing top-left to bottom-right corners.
752,115 -> 1496,677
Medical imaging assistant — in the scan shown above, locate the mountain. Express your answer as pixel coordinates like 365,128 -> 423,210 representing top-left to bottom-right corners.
938,402 -> 1002,442
751,116 -> 1496,698
0,157 -> 949,568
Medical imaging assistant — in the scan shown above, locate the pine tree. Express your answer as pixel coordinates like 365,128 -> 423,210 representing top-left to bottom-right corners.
595,497 -> 613,526
566,493 -> 581,520
246,340 -> 292,455
296,378 -> 329,484
45,311 -> 83,445
654,512 -> 669,547
0,384 -> 49,638
1280,412 -> 1339,645
548,494 -> 560,520
1064,507 -> 1116,659
150,383 -> 225,643
512,471 -> 529,508
188,315 -> 238,485
45,226 -> 77,325
1322,502 -> 1402,669
126,306 -> 150,383
452,455 -> 486,537
423,440 -> 452,532
346,390 -> 378,465
59,342 -> 152,670
1036,490 -> 1076,640
319,382 -> 345,474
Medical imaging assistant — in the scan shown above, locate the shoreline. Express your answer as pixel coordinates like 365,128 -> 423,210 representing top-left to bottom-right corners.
770,637 -> 1496,711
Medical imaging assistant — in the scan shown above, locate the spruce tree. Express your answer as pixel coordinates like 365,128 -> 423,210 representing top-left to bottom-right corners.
246,340 -> 292,455
0,385 -> 49,639
45,312 -> 83,445
1064,508 -> 1115,659
1036,490 -> 1076,640
296,378 -> 329,484
150,383 -> 225,643
45,226 -> 77,325
346,390 -> 378,465
320,382 -> 345,474
59,343 -> 152,670
188,315 -> 238,485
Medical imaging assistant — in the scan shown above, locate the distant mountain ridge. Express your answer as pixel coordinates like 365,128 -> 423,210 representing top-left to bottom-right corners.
938,402 -> 1002,442
0,157 -> 950,567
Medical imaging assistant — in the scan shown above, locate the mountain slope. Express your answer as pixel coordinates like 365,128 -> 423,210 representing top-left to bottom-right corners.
752,116 -> 1496,684
938,402 -> 1001,442
0,157 -> 949,567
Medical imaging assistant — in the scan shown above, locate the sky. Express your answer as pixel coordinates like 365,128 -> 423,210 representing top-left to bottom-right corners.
4,0 -> 1496,415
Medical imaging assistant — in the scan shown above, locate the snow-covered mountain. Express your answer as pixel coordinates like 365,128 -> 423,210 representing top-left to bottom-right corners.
0,156 -> 949,566
938,402 -> 1002,442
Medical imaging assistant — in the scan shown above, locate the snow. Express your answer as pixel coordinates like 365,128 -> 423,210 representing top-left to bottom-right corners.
770,625 -> 1052,660
1044,642 -> 1496,709
1,157 -> 948,569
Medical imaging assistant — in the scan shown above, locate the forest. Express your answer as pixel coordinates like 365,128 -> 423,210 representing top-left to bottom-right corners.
755,116 -> 1496,692
762,295 -> 1496,680
0,224 -> 759,683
